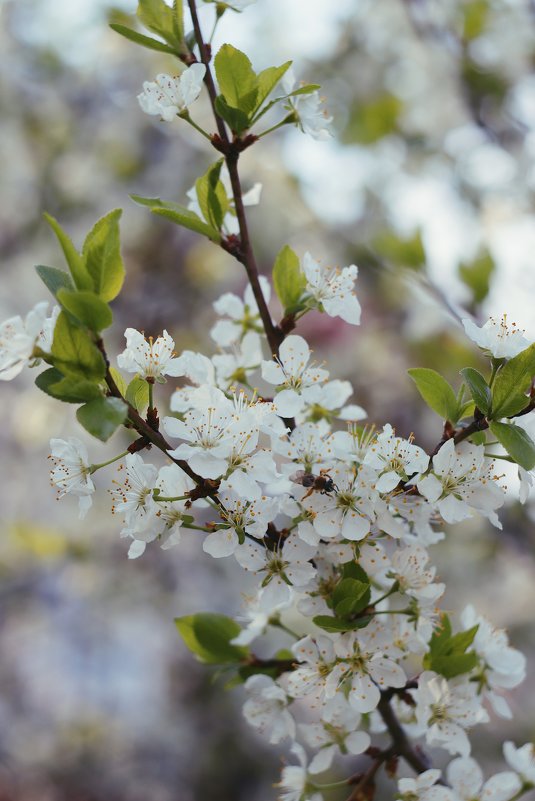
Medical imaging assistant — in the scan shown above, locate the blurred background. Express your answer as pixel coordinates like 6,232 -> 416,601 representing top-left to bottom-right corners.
1,0 -> 535,798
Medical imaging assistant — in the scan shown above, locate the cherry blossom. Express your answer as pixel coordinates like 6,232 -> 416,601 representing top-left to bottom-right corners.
503,741 -> 535,783
300,252 -> 361,325
276,744 -> 323,801
117,328 -> 183,380
261,335 -> 329,417
282,69 -> 333,141
398,770 -> 456,801
49,437 -> 95,519
210,276 -> 271,346
137,64 -> 206,121
299,695 -> 370,773
412,671 -> 489,756
0,301 -> 49,381
462,315 -> 530,359
418,440 -> 505,527
364,424 -> 429,492
242,675 -> 296,744
446,756 -> 522,801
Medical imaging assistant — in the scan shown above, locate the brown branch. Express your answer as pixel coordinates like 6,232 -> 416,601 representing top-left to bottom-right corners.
186,0 -> 284,359
377,691 -> 432,775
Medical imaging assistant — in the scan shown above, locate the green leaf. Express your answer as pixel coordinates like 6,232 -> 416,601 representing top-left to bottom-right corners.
76,396 -> 128,442
423,615 -> 479,679
460,367 -> 491,415
312,614 -> 372,633
214,44 -> 258,116
109,366 -> 128,398
373,229 -> 426,271
57,289 -> 113,332
408,368 -> 460,422
137,0 -> 181,47
254,61 -> 292,112
35,265 -> 75,299
272,245 -> 306,313
152,207 -> 222,243
125,376 -> 150,413
332,578 -> 370,618
82,209 -> 125,302
195,160 -> 227,231
175,613 -> 249,664
489,422 -> 535,470
462,0 -> 489,40
491,344 -> 535,419
458,249 -> 495,306
43,213 -> 93,291
51,311 -> 106,380
172,0 -> 184,42
431,652 -> 478,679
341,561 -> 370,583
35,368 -> 102,404
214,94 -> 251,135
109,23 -> 177,54
343,93 -> 403,145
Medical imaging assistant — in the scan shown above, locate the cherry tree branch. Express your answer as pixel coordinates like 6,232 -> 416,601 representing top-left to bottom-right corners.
186,0 -> 284,358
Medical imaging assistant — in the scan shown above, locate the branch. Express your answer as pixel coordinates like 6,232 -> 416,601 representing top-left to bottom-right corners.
377,690 -> 432,775
186,0 -> 284,358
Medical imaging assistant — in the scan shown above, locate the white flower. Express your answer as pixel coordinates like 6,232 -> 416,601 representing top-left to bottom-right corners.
137,64 -> 206,121
231,593 -> 290,646
412,671 -> 489,757
417,440 -> 505,527
243,675 -> 296,744
235,532 -> 317,608
152,464 -> 194,550
49,437 -> 95,519
503,741 -> 535,783
164,385 -> 237,479
446,756 -> 522,801
117,328 -> 183,380
460,605 -> 526,718
212,331 -> 263,389
187,163 -> 262,236
364,424 -> 429,492
331,628 -> 407,714
275,422 -> 335,478
211,276 -> 271,347
261,335 -> 329,417
287,635 -> 337,704
301,252 -> 361,325
110,453 -> 158,548
282,69 -> 333,141
0,301 -> 48,380
303,379 -> 364,422
37,304 -> 60,353
300,695 -> 370,774
276,743 -> 323,801
203,491 -> 278,558
382,544 -> 445,605
398,770 -> 456,801
308,465 -> 378,541
462,315 -> 530,359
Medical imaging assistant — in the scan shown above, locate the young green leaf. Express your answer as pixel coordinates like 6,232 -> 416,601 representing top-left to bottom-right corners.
195,160 -> 227,231
175,613 -> 249,664
51,312 -> 106,380
272,245 -> 306,313
57,289 -> 113,332
35,368 -> 103,404
109,23 -> 177,54
312,615 -> 372,633
491,344 -> 535,419
82,209 -> 125,302
35,265 -> 75,299
137,0 -> 180,48
43,213 -> 93,291
151,206 -> 222,243
109,366 -> 128,398
254,61 -> 292,113
460,367 -> 491,415
489,421 -> 535,470
76,397 -> 128,442
214,94 -> 251,135
125,376 -> 150,413
332,578 -> 370,618
408,368 -> 459,422
214,44 -> 258,116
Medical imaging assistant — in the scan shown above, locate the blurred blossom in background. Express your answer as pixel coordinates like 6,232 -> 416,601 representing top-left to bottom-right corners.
1,0 -> 535,799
